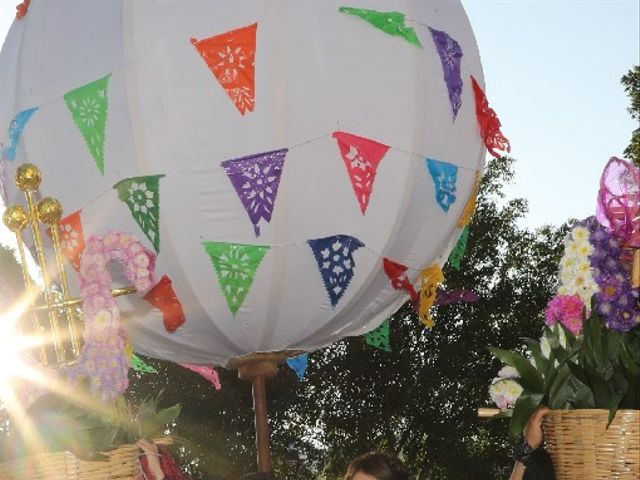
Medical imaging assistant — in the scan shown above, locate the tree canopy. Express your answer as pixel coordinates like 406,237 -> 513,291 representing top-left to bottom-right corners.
621,65 -> 640,166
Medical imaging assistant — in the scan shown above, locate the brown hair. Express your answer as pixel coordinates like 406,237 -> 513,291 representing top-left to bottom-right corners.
344,452 -> 410,480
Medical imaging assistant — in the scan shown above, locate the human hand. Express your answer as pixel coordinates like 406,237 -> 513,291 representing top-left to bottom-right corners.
524,406 -> 550,450
137,439 -> 164,480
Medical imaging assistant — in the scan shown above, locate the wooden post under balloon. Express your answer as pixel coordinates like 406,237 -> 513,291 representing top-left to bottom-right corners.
632,249 -> 639,289
229,351 -> 302,475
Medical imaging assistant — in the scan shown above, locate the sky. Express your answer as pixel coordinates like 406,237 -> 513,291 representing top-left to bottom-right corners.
0,0 -> 638,250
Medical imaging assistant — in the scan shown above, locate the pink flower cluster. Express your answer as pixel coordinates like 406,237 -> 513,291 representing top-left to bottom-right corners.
68,231 -> 156,402
545,294 -> 585,335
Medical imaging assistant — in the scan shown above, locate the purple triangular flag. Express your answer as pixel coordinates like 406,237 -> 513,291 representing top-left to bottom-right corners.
429,27 -> 463,120
221,148 -> 288,236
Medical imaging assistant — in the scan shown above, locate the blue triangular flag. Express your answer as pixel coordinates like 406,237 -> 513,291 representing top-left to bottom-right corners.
286,353 -> 309,380
426,158 -> 458,212
2,107 -> 38,161
308,234 -> 364,307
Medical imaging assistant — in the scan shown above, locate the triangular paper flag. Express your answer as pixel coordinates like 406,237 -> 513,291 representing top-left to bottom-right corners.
221,149 -> 287,236
64,75 -> 110,174
448,226 -> 470,271
114,175 -> 165,253
191,23 -> 257,115
333,131 -> 390,214
144,275 -> 186,332
182,364 -> 222,390
308,235 -> 364,307
286,353 -> 309,380
202,241 -> 269,315
57,210 -> 85,271
429,28 -> 463,120
339,7 -> 422,47
458,171 -> 481,227
419,264 -> 444,328
16,0 -> 30,19
364,319 -> 391,352
471,76 -> 510,158
434,288 -> 479,306
383,258 -> 418,304
2,107 -> 38,161
131,354 -> 158,374
427,158 -> 458,212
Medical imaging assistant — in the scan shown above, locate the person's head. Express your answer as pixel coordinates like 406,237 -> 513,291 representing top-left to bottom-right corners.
344,452 -> 410,480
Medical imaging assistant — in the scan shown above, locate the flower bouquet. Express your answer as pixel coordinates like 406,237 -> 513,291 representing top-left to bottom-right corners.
488,158 -> 640,479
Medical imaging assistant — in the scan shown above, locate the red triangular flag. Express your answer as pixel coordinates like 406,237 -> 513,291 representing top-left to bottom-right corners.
383,258 -> 419,304
57,210 -> 85,271
333,131 -> 390,214
471,76 -> 510,158
191,23 -> 257,115
144,275 -> 186,332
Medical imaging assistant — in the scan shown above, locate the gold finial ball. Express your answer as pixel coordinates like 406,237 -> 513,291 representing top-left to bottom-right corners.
36,197 -> 63,225
2,205 -> 29,232
15,163 -> 42,191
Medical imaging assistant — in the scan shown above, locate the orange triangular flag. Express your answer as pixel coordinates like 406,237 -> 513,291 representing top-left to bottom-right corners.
191,23 -> 257,115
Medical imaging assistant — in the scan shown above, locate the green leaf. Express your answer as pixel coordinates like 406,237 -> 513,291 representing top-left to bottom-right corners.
139,404 -> 181,440
508,393 -> 543,440
547,364 -> 572,409
489,347 -> 544,393
584,362 -> 613,409
620,342 -> 640,376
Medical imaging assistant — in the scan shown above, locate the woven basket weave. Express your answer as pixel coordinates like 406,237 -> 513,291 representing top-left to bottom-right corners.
543,409 -> 640,480
0,438 -> 172,480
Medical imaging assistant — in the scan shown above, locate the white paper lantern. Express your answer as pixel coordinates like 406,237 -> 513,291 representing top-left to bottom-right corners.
0,0 -> 495,367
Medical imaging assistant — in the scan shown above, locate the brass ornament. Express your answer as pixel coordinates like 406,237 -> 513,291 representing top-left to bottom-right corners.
2,204 -> 29,232
36,197 -> 63,225
15,163 -> 42,191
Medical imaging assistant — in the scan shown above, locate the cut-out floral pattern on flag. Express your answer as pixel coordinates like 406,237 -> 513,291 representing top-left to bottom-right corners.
57,210 -> 85,271
471,76 -> 510,158
64,76 -> 110,174
114,174 -> 165,253
333,131 -> 390,214
427,158 -> 458,212
364,319 -> 391,352
2,107 -> 38,161
448,226 -> 469,271
419,264 -> 444,328
429,28 -> 463,119
191,23 -> 257,115
221,149 -> 287,236
286,353 -> 309,380
131,354 -> 158,374
202,241 -> 269,316
434,289 -> 479,306
308,235 -> 364,308
383,258 -> 418,304
339,7 -> 422,47
182,364 -> 222,390
144,275 -> 186,333
458,171 -> 481,227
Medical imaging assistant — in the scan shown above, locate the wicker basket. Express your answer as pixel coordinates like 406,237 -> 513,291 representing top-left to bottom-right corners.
0,438 -> 172,480
543,409 -> 640,480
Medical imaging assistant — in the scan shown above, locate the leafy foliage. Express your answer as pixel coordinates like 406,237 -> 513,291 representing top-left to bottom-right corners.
621,65 -> 640,166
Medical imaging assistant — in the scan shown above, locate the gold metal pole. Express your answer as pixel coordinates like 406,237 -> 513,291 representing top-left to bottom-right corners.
3,205 -> 47,364
29,286 -> 137,312
24,189 -> 64,364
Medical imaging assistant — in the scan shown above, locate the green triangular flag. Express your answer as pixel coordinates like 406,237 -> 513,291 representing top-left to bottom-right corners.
114,174 -> 165,253
64,75 -> 111,175
448,226 -> 470,270
131,354 -> 158,374
339,7 -> 422,47
202,241 -> 270,316
364,319 -> 391,352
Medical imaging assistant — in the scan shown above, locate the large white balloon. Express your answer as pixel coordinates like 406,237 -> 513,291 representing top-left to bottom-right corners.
0,0 -> 486,366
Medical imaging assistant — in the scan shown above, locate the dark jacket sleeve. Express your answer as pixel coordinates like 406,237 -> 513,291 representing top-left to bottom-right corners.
523,449 -> 556,480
